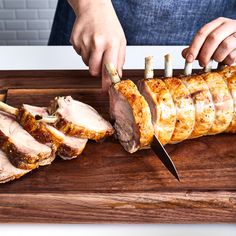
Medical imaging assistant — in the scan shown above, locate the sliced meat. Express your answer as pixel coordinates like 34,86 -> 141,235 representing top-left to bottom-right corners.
202,72 -> 234,135
164,77 -> 195,143
20,104 -> 88,160
0,111 -> 52,169
182,75 -> 215,138
57,135 -> 87,160
138,78 -> 176,145
17,104 -> 64,165
49,96 -> 114,141
109,80 -> 154,153
0,150 -> 30,184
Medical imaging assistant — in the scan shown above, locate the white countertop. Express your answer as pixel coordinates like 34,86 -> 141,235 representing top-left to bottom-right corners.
0,224 -> 235,236
0,46 -> 235,235
0,45 -> 219,70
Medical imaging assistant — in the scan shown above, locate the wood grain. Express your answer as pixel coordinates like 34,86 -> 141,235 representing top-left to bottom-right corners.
0,192 -> 235,223
0,70 -> 235,223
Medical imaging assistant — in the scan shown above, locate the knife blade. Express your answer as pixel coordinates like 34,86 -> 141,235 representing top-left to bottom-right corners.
151,136 -> 180,181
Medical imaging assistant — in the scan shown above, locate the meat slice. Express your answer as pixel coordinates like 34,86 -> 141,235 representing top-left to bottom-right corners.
21,104 -> 87,160
182,75 -> 215,138
17,104 -> 64,165
219,68 -> 236,133
164,77 -> 195,143
0,150 -> 30,183
57,135 -> 87,160
202,72 -> 234,135
109,80 -> 154,153
138,78 -> 176,145
49,96 -> 114,141
0,111 -> 52,169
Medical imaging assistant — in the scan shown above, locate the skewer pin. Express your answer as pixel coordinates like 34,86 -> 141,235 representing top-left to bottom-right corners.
105,63 -> 121,84
184,61 -> 193,76
144,56 -> 154,79
164,54 -> 173,77
204,59 -> 213,73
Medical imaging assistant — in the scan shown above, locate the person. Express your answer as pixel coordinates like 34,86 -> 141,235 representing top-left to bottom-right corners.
49,0 -> 236,90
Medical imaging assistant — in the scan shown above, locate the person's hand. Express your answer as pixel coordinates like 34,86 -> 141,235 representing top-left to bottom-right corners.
182,17 -> 236,66
69,0 -> 126,91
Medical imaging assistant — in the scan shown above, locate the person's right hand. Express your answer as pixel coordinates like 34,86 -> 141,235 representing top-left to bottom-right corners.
69,0 -> 127,91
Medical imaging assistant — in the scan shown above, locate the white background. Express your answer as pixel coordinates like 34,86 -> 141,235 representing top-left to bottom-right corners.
0,224 -> 236,236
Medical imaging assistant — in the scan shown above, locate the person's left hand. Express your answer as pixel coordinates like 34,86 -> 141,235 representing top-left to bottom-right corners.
182,17 -> 236,66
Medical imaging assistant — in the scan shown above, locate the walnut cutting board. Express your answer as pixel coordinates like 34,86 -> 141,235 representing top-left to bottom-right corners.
0,70 -> 235,223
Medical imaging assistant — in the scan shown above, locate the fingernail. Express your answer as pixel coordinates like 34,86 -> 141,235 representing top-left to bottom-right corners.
199,61 -> 205,67
186,53 -> 194,63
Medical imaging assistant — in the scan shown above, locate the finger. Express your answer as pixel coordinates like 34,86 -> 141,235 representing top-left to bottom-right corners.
70,18 -> 81,46
213,33 -> 236,62
73,45 -> 82,56
182,47 -> 189,59
187,17 -> 225,63
80,47 -> 90,66
222,48 -> 236,65
198,22 -> 236,66
88,49 -> 104,77
102,47 -> 120,92
117,41 -> 126,77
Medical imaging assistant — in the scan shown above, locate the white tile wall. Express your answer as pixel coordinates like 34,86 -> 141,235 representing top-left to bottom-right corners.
0,0 -> 57,45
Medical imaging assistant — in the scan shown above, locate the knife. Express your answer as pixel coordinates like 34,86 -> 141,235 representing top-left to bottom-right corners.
151,136 -> 180,181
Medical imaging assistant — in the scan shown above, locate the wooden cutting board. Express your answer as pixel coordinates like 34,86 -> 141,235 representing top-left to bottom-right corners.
0,70 -> 235,223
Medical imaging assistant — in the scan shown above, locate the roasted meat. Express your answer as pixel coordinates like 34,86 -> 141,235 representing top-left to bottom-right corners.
107,57 -> 236,153
182,75 -> 215,138
18,104 -> 63,164
0,111 -> 52,169
109,79 -> 154,153
20,104 -> 88,160
202,72 -> 234,135
219,66 -> 236,133
138,78 -> 176,145
57,135 -> 87,160
49,96 -> 114,141
0,150 -> 30,183
164,77 -> 195,143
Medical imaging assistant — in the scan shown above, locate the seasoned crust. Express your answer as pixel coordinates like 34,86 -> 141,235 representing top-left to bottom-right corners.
18,107 -> 62,147
57,137 -> 87,160
219,65 -> 236,79
0,150 -> 30,184
17,107 -> 62,165
54,114 -> 113,141
0,111 -> 52,170
138,78 -> 176,145
222,72 -> 236,133
182,75 -> 215,138
202,72 -> 234,135
0,130 -> 38,170
164,77 -> 195,143
113,80 -> 154,150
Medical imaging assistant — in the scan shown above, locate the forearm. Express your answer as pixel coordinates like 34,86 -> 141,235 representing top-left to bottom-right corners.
68,0 -> 112,15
